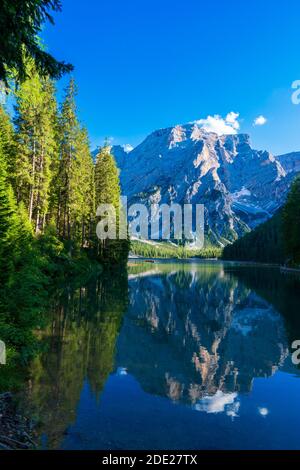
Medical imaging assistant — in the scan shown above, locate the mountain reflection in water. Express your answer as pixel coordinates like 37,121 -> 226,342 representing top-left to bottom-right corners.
20,262 -> 300,449
121,264 -> 288,403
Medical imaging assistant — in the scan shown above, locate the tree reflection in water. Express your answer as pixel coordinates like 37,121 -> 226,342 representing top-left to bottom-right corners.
20,262 -> 300,448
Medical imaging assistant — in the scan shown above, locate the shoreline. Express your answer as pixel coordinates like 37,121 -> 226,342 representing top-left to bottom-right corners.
128,257 -> 300,273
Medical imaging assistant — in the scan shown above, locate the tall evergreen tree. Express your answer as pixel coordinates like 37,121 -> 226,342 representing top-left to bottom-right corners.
0,104 -> 15,177
69,127 -> 95,246
54,79 -> 95,249
0,106 -> 17,279
55,78 -> 78,240
0,145 -> 14,269
13,62 -> 58,232
95,144 -> 120,209
94,145 -> 129,264
0,139 -> 32,282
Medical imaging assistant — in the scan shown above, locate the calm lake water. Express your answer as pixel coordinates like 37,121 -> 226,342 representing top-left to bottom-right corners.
20,261 -> 300,450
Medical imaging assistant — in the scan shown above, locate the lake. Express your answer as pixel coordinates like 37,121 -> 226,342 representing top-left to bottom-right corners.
19,261 -> 300,449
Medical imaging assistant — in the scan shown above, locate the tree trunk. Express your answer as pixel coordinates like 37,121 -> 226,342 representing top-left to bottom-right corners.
28,135 -> 37,222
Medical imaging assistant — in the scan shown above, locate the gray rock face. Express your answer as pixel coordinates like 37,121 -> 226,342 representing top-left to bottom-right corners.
111,124 -> 300,245
277,152 -> 300,175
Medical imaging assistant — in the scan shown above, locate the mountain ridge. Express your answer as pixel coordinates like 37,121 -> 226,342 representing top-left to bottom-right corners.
95,123 -> 300,246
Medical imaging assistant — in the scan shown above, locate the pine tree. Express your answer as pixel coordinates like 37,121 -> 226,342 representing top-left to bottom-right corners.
95,144 -> 120,209
0,146 -> 14,266
69,127 -> 95,246
51,79 -> 96,252
0,104 -> 15,178
54,79 -> 95,249
13,61 -> 58,232
94,145 -> 129,264
55,78 -> 78,241
0,140 -> 32,282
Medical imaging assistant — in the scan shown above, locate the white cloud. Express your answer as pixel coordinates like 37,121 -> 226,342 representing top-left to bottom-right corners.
194,112 -> 240,136
253,115 -> 267,126
258,407 -> 269,417
225,111 -> 240,129
194,391 -> 238,414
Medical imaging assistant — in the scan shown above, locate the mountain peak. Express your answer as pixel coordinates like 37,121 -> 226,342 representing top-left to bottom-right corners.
111,123 -> 300,246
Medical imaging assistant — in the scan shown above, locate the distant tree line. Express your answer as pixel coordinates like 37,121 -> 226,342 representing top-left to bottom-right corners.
131,240 -> 222,259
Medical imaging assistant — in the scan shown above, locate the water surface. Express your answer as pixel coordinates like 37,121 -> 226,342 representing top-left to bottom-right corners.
21,261 -> 300,449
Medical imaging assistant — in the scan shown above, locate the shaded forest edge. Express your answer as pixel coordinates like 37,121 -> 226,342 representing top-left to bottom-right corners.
222,176 -> 300,268
0,2 -> 129,398
0,68 -> 130,382
0,0 -> 127,447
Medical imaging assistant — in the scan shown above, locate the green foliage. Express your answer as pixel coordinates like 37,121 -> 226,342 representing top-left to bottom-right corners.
0,148 -> 14,261
13,62 -> 58,232
0,136 -> 45,375
282,176 -> 300,265
222,177 -> 300,266
0,71 -> 128,392
95,145 -> 130,265
0,0 -> 73,86
222,210 -> 284,263
0,219 -> 103,392
54,80 -> 95,250
11,71 -> 127,262
95,145 -> 120,208
0,105 -> 15,177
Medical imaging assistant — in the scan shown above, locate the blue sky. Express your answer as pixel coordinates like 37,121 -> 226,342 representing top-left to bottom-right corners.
42,0 -> 300,154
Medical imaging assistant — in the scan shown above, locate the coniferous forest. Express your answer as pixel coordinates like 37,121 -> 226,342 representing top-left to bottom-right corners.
0,73 -> 129,378
0,1 -> 129,380
222,177 -> 300,267
1,0 -> 300,457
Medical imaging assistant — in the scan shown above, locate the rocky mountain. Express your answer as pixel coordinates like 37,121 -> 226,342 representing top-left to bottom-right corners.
110,124 -> 300,246
277,151 -> 300,175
